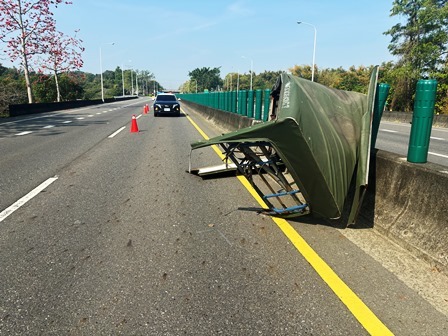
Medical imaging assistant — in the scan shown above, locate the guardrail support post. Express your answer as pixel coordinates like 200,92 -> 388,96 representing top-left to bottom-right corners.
371,83 -> 390,150
247,90 -> 254,118
241,90 -> 248,116
255,90 -> 262,120
263,89 -> 271,121
407,79 -> 438,163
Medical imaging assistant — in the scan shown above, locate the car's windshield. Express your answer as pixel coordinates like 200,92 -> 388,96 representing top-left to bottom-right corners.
156,95 -> 177,102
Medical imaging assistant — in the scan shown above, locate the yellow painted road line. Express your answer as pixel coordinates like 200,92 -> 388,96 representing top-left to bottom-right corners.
184,108 -> 394,336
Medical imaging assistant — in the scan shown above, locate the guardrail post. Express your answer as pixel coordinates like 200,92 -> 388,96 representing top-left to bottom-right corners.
263,89 -> 271,121
247,90 -> 254,118
214,92 -> 219,109
240,90 -> 247,116
219,91 -> 224,110
237,90 -> 242,115
407,79 -> 438,163
231,91 -> 237,113
223,91 -> 228,111
371,83 -> 390,150
255,90 -> 262,120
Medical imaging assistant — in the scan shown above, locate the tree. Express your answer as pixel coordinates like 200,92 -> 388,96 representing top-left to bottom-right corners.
188,67 -> 223,91
0,0 -> 72,103
137,69 -> 155,95
0,64 -> 26,115
289,64 -> 317,82
386,0 -> 448,75
37,29 -> 84,102
254,70 -> 284,90
384,0 -> 448,111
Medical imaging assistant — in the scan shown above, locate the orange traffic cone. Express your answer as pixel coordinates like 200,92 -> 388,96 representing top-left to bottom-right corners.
145,104 -> 149,113
143,106 -> 147,114
130,114 -> 139,133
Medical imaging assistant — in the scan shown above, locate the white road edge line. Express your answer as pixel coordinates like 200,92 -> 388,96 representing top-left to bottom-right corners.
108,126 -> 126,138
428,151 -> 448,159
0,176 -> 58,223
380,129 -> 398,133
15,131 -> 33,136
430,136 -> 445,141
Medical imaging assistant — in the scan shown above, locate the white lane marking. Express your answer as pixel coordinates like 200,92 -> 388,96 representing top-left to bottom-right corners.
15,131 -> 33,136
428,152 -> 448,159
43,125 -> 55,129
97,112 -> 102,115
87,115 -> 94,117
136,114 -> 143,119
76,117 -> 85,120
0,176 -> 58,223
108,126 -> 126,138
430,136 -> 445,141
62,120 -> 72,124
380,129 -> 398,133
0,98 -> 146,126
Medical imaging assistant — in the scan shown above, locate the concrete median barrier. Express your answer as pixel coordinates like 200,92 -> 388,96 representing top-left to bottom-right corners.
360,151 -> 448,274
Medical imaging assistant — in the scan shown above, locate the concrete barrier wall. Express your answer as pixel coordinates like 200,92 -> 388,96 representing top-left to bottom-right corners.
183,100 -> 448,274
8,96 -> 138,117
360,151 -> 448,274
185,101 -> 258,132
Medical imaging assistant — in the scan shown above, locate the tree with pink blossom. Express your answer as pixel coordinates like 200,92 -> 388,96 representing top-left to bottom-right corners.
0,0 -> 73,103
37,29 -> 84,102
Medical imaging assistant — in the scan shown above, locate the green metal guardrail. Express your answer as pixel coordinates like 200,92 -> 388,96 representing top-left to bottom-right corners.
178,89 -> 271,121
407,79 -> 438,163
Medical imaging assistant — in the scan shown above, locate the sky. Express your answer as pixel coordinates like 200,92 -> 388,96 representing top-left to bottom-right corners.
1,0 -> 399,90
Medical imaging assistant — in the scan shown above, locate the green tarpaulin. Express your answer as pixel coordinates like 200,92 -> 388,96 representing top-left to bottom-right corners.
191,68 -> 378,222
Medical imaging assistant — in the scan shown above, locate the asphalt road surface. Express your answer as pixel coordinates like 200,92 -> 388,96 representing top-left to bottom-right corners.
0,99 -> 447,335
377,120 -> 448,167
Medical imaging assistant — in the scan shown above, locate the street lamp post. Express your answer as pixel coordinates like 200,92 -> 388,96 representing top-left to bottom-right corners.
130,68 -> 134,95
100,42 -> 115,102
241,56 -> 253,90
236,70 -> 240,93
297,21 -> 317,82
121,64 -> 125,96
122,61 -> 134,96
191,79 -> 197,93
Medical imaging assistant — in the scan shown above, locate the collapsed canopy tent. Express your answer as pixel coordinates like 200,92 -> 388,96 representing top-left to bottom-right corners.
190,67 -> 378,223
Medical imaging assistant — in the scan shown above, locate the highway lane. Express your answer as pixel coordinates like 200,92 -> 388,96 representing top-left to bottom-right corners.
376,120 -> 448,167
0,102 -> 447,334
0,98 -> 146,212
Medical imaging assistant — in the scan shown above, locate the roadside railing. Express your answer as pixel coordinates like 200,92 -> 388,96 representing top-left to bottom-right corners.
178,89 -> 272,122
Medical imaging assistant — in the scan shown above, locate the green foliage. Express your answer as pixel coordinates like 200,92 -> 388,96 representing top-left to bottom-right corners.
384,0 -> 448,112
0,62 -> 159,109
255,70 -> 284,89
188,67 -> 223,92
0,67 -> 27,116
289,65 -> 315,81
31,73 -> 84,102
